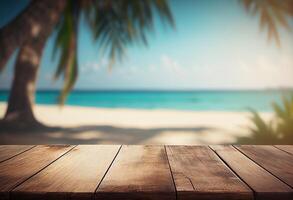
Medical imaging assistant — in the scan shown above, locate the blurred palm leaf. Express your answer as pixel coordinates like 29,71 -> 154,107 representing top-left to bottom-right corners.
53,0 -> 79,104
52,0 -> 173,104
243,109 -> 277,144
84,0 -> 174,67
272,95 -> 293,141
239,95 -> 293,144
241,0 -> 293,46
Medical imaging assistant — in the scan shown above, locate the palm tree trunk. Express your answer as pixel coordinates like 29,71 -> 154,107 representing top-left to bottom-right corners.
1,0 -> 67,127
0,0 -> 66,70
4,38 -> 46,126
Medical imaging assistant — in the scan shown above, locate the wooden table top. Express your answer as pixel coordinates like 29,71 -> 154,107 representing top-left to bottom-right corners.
0,145 -> 292,200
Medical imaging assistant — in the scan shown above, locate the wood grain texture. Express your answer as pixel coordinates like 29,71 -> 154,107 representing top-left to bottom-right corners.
275,145 -> 293,155
0,145 -> 73,200
11,145 -> 121,200
0,145 -> 34,163
166,145 -> 253,200
211,145 -> 293,200
236,145 -> 293,188
0,145 -> 292,200
96,145 -> 176,200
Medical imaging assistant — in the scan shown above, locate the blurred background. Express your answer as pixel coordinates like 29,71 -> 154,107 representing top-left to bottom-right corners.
0,0 -> 292,144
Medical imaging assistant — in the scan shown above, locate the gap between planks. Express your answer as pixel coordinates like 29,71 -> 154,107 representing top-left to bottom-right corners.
274,145 -> 293,156
0,145 -> 36,164
210,145 -> 293,200
94,145 -> 122,194
0,145 -> 292,200
234,145 -> 293,189
8,145 -> 77,192
164,145 -> 178,200
208,145 -> 257,197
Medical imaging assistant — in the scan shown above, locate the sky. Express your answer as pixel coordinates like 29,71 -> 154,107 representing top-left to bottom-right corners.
0,0 -> 293,90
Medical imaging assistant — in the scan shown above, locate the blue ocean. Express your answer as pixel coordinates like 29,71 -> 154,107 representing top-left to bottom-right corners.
0,90 -> 291,112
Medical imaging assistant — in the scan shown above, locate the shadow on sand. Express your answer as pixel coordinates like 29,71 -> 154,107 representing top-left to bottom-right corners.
0,125 -> 217,144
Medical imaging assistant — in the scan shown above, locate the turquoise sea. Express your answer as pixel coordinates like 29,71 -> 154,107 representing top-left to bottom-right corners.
0,90 -> 292,112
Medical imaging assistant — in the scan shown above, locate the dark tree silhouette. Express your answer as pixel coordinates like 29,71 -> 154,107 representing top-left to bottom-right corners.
0,0 -> 173,128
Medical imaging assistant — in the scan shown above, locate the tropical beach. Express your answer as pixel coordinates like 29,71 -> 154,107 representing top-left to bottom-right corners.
0,1 -> 292,199
0,102 -> 273,144
0,89 -> 282,144
0,0 -> 292,145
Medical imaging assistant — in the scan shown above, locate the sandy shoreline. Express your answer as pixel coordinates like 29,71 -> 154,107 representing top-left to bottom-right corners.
0,103 -> 273,144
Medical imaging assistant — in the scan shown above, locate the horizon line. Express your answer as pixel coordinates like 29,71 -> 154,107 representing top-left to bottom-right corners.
1,88 -> 293,92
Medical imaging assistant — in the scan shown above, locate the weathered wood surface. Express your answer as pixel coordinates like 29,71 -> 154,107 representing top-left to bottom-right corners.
0,145 -> 292,200
0,145 -> 73,200
166,145 -> 253,200
96,145 -> 176,200
235,145 -> 293,188
211,145 -> 293,200
275,145 -> 293,155
11,145 -> 121,200
0,145 -> 34,163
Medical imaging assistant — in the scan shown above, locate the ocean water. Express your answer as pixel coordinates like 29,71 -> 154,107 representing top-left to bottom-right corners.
0,90 -> 291,112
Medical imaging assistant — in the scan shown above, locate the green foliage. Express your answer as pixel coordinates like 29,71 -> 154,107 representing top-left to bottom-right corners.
272,95 -> 293,141
84,0 -> 174,65
238,95 -> 293,144
53,0 -> 174,104
53,1 -> 78,104
241,0 -> 293,46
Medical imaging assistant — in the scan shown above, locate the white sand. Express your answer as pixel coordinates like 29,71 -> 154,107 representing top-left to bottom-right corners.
0,103 -> 273,144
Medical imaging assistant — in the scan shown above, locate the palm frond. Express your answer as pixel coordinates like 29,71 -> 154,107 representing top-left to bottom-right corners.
52,0 -> 173,104
240,109 -> 277,144
84,0 -> 174,69
273,94 -> 293,140
52,1 -> 79,104
241,94 -> 293,144
241,0 -> 293,46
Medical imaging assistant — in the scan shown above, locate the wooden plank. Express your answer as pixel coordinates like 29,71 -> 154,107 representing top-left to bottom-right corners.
166,145 -> 253,200
236,145 -> 293,188
0,145 -> 73,200
11,145 -> 121,200
96,145 -> 176,200
211,145 -> 293,200
275,145 -> 293,155
0,145 -> 34,163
